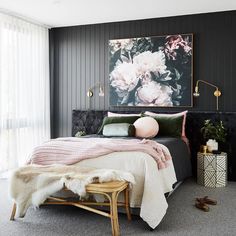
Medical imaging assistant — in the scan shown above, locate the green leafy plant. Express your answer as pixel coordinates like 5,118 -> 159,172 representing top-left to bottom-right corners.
200,119 -> 227,143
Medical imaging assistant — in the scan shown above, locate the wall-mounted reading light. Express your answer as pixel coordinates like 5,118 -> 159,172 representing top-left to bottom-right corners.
87,83 -> 104,98
98,86 -> 104,97
87,89 -> 93,97
193,80 -> 221,110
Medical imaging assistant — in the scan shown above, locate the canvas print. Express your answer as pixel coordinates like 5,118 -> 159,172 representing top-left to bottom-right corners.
109,34 -> 193,107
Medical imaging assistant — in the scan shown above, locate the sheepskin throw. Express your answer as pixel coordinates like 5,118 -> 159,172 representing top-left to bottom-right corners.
9,165 -> 135,218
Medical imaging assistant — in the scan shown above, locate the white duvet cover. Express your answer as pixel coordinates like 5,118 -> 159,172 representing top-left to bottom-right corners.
75,151 -> 177,229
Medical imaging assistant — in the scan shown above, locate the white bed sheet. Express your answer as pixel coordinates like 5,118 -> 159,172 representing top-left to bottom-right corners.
74,151 -> 177,229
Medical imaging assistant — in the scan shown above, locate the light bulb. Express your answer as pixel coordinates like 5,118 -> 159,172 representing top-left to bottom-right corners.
99,86 -> 104,97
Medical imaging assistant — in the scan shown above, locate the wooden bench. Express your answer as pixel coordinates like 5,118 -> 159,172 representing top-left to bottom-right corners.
10,181 -> 131,236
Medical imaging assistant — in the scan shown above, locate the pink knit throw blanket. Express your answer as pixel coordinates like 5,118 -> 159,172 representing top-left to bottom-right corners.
28,137 -> 172,169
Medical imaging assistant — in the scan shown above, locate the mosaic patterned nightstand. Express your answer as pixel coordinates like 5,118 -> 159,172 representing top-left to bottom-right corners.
197,152 -> 227,187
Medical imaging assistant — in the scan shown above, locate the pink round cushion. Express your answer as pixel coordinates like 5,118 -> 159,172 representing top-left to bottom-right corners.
133,117 -> 159,138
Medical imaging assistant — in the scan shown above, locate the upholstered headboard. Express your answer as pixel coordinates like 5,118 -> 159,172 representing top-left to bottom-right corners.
72,110 -> 236,181
72,110 -> 144,136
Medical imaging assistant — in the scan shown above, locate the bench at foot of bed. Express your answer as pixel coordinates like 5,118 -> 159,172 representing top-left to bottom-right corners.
10,181 -> 131,236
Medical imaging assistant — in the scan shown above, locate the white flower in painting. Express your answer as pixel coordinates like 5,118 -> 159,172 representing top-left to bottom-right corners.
109,47 -> 174,106
135,81 -> 173,106
139,71 -> 152,85
110,62 -> 139,97
109,39 -> 133,52
133,50 -> 170,77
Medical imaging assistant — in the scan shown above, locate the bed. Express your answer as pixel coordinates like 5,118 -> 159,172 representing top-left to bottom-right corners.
72,110 -> 192,182
69,110 -> 192,228
11,110 -> 192,229
79,135 -> 192,183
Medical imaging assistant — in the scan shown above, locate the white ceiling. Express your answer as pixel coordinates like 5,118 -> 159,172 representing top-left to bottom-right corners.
0,0 -> 236,28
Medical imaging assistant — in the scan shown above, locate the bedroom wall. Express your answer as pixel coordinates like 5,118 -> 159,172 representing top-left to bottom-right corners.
49,10 -> 236,138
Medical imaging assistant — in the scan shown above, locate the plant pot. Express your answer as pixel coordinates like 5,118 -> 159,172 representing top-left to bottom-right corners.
206,139 -> 218,152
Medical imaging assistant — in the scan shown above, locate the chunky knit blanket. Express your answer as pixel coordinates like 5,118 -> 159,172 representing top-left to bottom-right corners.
27,137 -> 172,169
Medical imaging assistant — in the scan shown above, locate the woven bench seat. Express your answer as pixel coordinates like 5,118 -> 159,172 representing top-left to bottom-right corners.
10,181 -> 131,236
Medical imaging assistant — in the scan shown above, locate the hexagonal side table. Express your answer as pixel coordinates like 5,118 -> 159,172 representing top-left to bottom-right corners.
197,152 -> 227,187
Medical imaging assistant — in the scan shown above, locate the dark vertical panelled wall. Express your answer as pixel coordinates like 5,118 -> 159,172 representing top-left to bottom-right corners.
49,11 -> 236,138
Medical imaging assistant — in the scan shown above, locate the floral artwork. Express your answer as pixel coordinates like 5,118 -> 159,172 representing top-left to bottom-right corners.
109,34 -> 193,107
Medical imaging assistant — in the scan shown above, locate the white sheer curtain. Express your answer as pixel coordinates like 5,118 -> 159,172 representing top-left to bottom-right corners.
0,13 -> 50,173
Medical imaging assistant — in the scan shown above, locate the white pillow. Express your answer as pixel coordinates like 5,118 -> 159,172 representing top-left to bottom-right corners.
133,117 -> 159,138
108,112 -> 141,117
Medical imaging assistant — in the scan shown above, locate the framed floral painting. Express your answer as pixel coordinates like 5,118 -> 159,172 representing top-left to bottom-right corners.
109,34 -> 193,107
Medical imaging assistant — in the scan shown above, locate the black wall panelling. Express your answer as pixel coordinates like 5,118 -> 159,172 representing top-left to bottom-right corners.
50,11 -> 236,138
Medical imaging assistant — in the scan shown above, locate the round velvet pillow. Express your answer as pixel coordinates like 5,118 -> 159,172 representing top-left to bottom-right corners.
133,117 -> 159,138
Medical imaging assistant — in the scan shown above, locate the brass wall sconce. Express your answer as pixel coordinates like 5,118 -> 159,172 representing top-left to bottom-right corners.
193,80 -> 221,110
87,83 -> 104,98
87,89 -> 93,97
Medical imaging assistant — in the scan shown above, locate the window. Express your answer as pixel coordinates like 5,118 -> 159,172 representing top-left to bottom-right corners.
0,13 -> 50,173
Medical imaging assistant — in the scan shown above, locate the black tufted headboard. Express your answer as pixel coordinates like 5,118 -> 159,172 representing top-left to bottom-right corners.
72,110 -> 144,136
72,110 -> 107,136
72,110 -> 236,181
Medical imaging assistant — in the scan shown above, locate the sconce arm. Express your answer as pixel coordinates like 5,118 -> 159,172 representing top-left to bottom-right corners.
194,79 -> 221,111
196,80 -> 219,91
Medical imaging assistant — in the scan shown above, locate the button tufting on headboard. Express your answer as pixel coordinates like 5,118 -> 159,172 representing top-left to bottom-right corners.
72,110 -> 107,136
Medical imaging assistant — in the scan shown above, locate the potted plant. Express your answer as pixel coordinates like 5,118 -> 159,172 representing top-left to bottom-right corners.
200,119 -> 227,152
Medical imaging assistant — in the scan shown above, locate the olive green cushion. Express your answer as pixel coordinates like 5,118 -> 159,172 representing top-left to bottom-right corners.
103,123 -> 135,137
146,115 -> 184,137
97,116 -> 139,134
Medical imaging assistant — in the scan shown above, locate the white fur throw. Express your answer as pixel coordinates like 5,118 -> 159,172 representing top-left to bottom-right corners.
9,165 -> 135,218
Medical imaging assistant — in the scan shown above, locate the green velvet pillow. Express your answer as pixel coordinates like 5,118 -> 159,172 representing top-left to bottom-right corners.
103,123 -> 135,137
97,116 -> 139,134
149,115 -> 184,137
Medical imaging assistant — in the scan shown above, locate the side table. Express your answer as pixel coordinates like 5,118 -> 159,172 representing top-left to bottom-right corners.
197,152 -> 227,187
